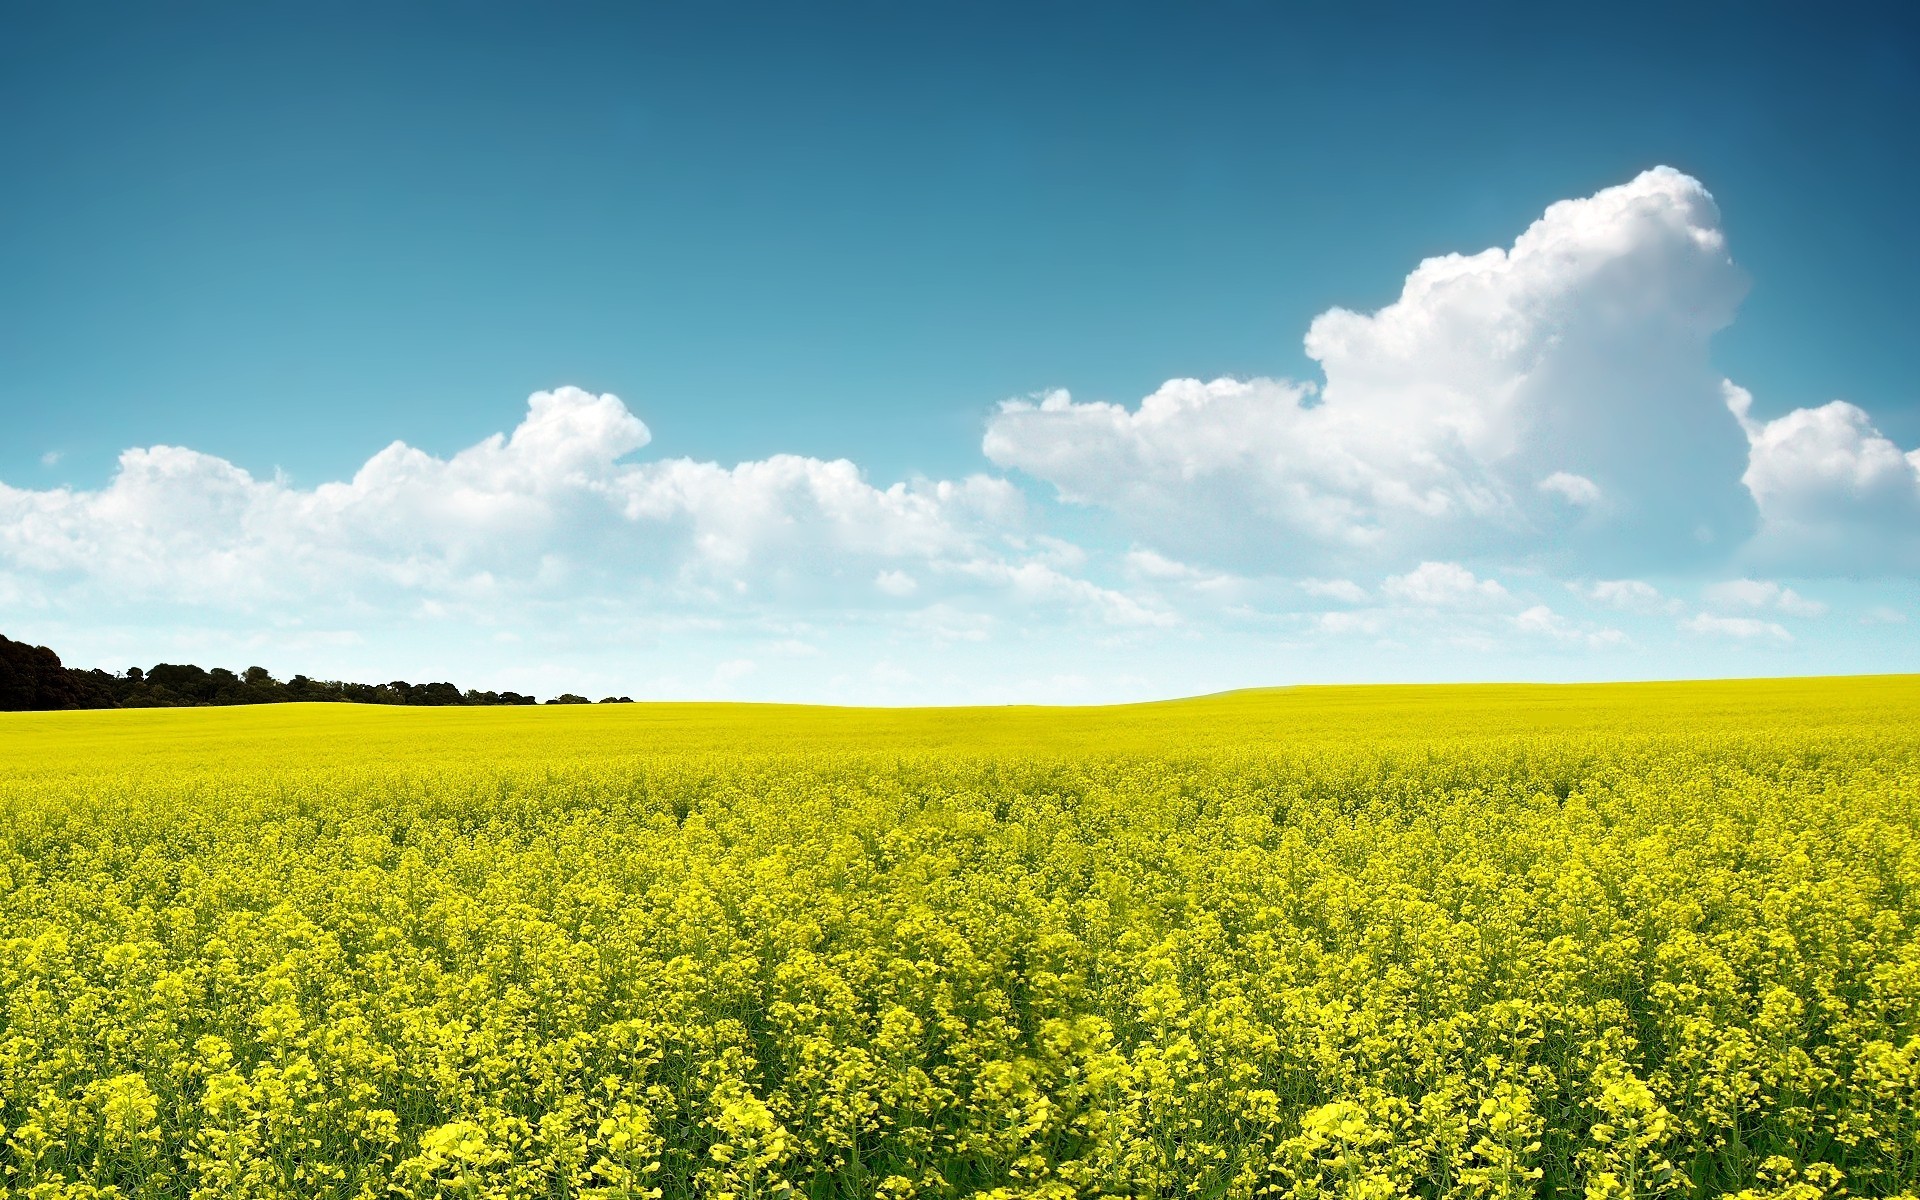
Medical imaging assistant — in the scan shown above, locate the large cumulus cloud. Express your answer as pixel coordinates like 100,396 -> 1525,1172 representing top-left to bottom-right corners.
986,167 -> 1920,581
985,168 -> 1768,573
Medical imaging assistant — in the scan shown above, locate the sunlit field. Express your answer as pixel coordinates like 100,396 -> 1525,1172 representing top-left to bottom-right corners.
2,678 -> 1916,1200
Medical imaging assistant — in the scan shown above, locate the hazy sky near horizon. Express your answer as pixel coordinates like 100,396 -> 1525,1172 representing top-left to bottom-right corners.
3,2 -> 1917,702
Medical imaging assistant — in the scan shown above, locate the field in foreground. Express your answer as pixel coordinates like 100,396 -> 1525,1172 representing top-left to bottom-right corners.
1,679 -> 1917,1200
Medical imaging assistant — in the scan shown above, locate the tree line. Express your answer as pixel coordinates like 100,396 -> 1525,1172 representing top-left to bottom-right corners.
0,633 -> 630,711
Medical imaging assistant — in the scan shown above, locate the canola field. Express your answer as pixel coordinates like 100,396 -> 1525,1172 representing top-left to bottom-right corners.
1,678 -> 1917,1200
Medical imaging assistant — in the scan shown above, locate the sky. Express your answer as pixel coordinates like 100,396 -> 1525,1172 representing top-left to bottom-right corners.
2,1 -> 1917,703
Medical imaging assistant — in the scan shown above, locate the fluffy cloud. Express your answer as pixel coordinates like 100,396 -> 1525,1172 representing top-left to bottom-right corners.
1125,548 -> 1206,581
985,167 -> 1757,573
1382,561 -> 1510,609
1728,384 -> 1920,571
1515,605 -> 1628,648
1576,579 -> 1679,614
0,389 -> 1173,629
1702,578 -> 1826,618
1538,472 -> 1603,507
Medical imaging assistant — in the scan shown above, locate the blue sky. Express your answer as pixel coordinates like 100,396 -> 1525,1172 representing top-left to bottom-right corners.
2,2 -> 1916,701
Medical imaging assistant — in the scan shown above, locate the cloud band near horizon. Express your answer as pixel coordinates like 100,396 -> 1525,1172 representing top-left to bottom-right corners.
4,169 -> 1916,701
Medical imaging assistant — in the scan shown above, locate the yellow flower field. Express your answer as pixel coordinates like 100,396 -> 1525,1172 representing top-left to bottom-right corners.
1,677 -> 1916,1200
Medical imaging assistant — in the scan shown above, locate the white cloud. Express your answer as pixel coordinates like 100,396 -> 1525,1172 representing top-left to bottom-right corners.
1125,548 -> 1206,581
1729,383 -> 1920,570
1514,605 -> 1563,636
1577,578 -> 1678,614
1863,606 -> 1908,626
984,167 -> 1755,573
0,389 -> 1191,635
875,569 -> 918,597
1299,577 -> 1368,604
1702,578 -> 1826,618
1120,549 -> 1245,603
982,169 -> 1920,586
1681,613 -> 1792,643
40,451 -> 62,467
1538,472 -> 1602,506
1382,561 -> 1510,608
1515,604 -> 1628,648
